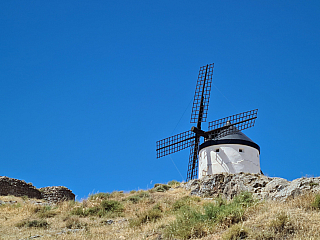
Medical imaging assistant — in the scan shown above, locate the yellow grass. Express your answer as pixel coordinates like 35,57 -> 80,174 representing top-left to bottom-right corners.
0,188 -> 319,239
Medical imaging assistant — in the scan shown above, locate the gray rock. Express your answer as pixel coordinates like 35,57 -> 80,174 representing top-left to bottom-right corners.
18,235 -> 42,240
182,173 -> 320,201
103,219 -> 114,225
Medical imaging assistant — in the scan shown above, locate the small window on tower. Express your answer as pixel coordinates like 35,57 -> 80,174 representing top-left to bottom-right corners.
239,149 -> 243,153
215,149 -> 219,152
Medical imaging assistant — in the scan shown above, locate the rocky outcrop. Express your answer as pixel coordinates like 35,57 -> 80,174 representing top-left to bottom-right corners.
183,173 -> 320,201
0,176 -> 75,203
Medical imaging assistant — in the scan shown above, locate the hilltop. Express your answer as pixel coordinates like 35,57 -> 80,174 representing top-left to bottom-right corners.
0,173 -> 320,239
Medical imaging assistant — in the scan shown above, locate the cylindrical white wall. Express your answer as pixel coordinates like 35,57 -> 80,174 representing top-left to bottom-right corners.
198,144 -> 260,178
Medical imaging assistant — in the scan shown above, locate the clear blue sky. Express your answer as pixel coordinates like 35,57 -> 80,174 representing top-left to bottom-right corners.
1,1 -> 320,199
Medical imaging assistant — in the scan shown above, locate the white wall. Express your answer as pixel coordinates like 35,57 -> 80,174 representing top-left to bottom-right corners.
198,144 -> 260,178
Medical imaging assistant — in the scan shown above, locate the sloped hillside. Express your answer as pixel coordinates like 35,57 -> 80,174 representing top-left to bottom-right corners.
0,176 -> 320,239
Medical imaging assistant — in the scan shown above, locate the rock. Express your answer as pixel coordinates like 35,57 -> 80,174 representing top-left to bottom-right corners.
30,235 -> 41,239
18,235 -> 41,240
182,173 -> 320,201
102,219 -> 114,225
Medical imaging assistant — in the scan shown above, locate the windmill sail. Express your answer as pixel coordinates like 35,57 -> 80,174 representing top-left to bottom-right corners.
187,63 -> 214,180
190,63 -> 214,124
186,136 -> 200,181
207,109 -> 258,140
156,130 -> 196,158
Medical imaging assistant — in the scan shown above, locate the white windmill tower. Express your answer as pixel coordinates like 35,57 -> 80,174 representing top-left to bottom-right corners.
156,63 -> 261,181
197,117 -> 260,178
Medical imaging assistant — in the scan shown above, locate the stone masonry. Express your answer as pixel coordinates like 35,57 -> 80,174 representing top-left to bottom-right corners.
40,186 -> 75,203
0,176 -> 41,199
0,176 -> 75,203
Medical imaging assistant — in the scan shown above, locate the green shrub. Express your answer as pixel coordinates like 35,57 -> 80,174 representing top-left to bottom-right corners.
222,223 -> 248,240
33,205 -> 51,213
127,195 -> 140,204
101,200 -> 124,213
71,200 -> 124,218
34,205 -> 56,218
167,180 -> 180,187
153,183 -> 162,188
65,216 -> 87,229
204,201 -> 244,225
15,219 -> 49,229
129,204 -> 163,227
70,207 -> 88,217
269,212 -> 294,235
206,192 -> 254,225
88,192 -> 110,200
165,220 -> 207,239
152,203 -> 164,212
232,192 -> 255,208
38,210 -> 56,218
153,184 -> 171,192
88,191 -> 124,200
311,194 -> 320,209
172,196 -> 201,211
109,191 -> 124,198
269,212 -> 287,233
141,208 -> 162,223
130,208 -> 163,227
127,191 -> 150,204
137,191 -> 150,198
164,206 -> 207,239
164,192 -> 254,239
86,206 -> 105,217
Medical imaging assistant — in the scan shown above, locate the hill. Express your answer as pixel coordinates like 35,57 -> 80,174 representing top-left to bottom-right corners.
0,174 -> 320,239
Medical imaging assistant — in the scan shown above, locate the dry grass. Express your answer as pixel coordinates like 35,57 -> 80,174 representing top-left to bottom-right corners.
0,186 -> 320,239
237,193 -> 320,240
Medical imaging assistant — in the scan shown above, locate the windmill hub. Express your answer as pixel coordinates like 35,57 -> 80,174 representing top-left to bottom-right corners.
191,126 -> 208,138
156,63 -> 261,181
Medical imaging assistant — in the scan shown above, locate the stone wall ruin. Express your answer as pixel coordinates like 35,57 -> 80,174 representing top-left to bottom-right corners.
0,176 -> 75,203
40,186 -> 75,203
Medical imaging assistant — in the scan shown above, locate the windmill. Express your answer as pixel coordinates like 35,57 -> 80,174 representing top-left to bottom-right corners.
156,63 -> 259,181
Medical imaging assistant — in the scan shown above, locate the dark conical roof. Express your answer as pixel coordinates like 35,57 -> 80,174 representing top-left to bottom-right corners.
216,131 -> 255,143
212,121 -> 255,143
199,123 -> 260,152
